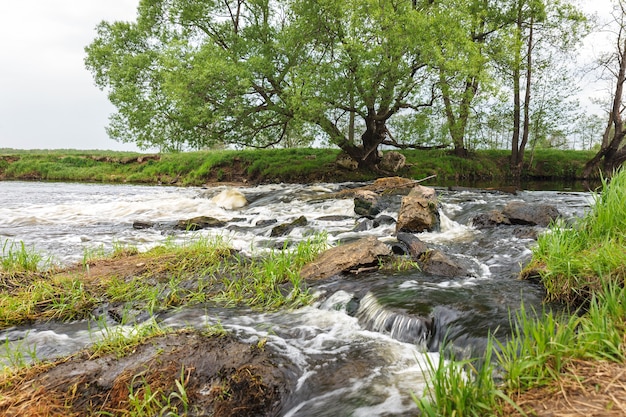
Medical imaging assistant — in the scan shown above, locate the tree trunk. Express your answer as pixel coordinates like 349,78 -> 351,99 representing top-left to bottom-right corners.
441,73 -> 478,158
584,32 -> 626,179
517,15 -> 534,173
511,6 -> 523,176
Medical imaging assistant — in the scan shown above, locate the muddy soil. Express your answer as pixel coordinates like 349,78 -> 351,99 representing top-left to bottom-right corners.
0,331 -> 298,417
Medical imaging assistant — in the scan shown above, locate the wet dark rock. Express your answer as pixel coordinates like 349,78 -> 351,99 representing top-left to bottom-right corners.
255,219 -> 278,227
353,218 -> 379,232
422,250 -> 466,277
175,216 -> 227,230
132,221 -> 154,229
396,185 -> 440,233
513,227 -> 540,240
472,210 -> 511,229
300,236 -> 391,280
394,232 -> 429,259
354,190 -> 381,216
375,215 -> 396,225
503,202 -> 560,227
316,215 -> 354,222
270,216 -> 308,237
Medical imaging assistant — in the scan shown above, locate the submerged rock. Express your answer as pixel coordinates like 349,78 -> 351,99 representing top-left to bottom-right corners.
421,250 -> 467,277
472,210 -> 511,228
270,216 -> 308,237
300,236 -> 391,280
175,216 -> 227,230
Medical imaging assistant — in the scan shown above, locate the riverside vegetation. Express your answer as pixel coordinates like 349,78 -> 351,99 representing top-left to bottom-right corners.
0,149 -> 623,416
0,148 -> 595,186
417,168 -> 626,416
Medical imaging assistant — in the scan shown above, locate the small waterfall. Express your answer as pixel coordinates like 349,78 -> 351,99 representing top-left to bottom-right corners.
355,292 -> 432,347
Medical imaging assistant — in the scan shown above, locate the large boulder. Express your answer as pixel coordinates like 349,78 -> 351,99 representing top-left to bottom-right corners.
379,151 -> 406,172
300,236 -> 391,280
336,152 -> 358,170
396,185 -> 440,233
502,202 -> 560,227
211,189 -> 248,209
353,190 -> 382,216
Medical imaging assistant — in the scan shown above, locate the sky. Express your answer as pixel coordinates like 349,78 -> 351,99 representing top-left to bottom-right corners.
0,1 -> 140,151
0,1 -> 616,151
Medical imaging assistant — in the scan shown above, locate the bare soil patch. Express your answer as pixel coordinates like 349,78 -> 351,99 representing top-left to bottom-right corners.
502,359 -> 626,416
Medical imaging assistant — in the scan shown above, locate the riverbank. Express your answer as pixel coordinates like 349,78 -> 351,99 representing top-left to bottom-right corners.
0,148 -> 595,188
0,161 -> 623,416
417,168 -> 626,416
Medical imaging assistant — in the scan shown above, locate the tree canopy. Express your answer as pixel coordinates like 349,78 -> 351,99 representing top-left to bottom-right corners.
85,0 -> 587,170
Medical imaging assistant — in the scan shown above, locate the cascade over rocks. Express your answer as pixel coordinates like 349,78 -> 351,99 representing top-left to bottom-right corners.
300,236 -> 391,281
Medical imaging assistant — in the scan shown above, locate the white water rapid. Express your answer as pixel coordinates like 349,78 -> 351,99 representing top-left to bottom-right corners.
0,181 -> 593,415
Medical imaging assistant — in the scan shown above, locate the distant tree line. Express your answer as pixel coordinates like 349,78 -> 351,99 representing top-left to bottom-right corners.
85,0 -> 623,177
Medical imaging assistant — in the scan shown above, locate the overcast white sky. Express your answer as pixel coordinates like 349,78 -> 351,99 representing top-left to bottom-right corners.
0,1 -> 616,151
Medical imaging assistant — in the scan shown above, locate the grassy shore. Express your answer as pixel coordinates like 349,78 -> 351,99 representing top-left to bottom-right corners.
0,148 -> 595,186
417,168 -> 626,416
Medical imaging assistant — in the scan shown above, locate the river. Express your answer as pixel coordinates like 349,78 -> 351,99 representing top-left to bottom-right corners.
0,180 -> 593,416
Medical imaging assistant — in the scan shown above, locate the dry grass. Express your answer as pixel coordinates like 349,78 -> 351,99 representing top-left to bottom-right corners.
502,359 -> 626,416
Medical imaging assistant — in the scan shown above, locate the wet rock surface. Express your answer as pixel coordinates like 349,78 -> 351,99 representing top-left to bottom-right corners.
396,186 -> 440,233
300,236 -> 392,280
0,332 -> 294,417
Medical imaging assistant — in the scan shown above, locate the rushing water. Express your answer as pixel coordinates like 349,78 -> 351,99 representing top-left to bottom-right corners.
0,180 -> 593,416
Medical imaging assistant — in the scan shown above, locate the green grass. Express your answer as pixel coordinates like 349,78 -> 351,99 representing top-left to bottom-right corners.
417,168 -> 626,415
524,169 -> 626,305
0,148 -> 596,186
1,239 -> 48,273
0,233 -> 328,329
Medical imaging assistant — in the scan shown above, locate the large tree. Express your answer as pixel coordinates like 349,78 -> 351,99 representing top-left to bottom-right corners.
502,0 -> 585,175
86,0 -> 463,168
584,0 -> 626,178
